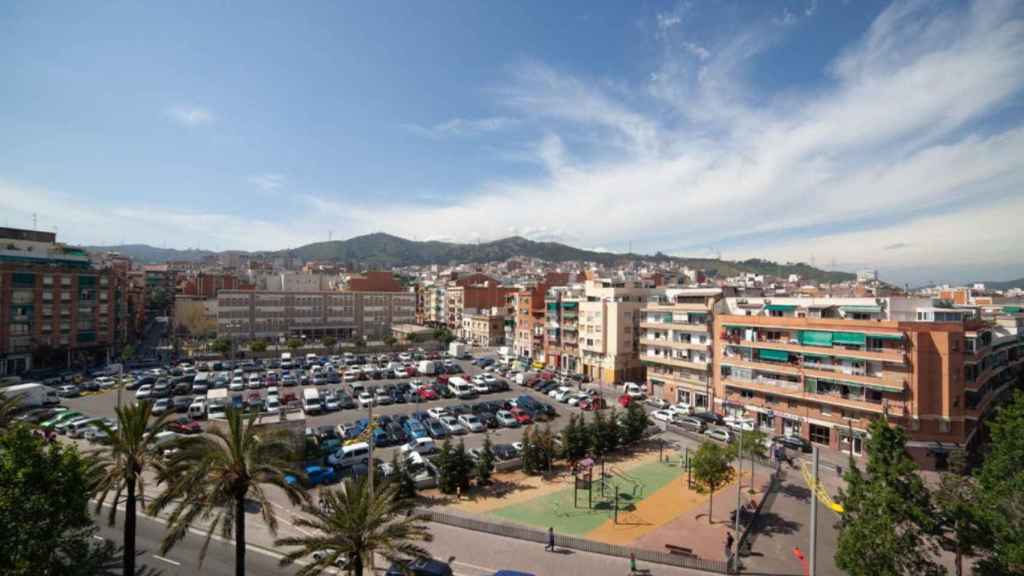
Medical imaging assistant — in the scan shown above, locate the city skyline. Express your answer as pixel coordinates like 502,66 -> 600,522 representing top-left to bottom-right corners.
3,0 -> 1023,285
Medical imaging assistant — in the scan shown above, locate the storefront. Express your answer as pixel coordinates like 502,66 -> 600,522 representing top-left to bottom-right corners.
838,427 -> 866,457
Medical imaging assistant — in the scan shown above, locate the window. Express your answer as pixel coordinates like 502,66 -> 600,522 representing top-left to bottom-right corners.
821,405 -> 832,416
951,338 -> 959,352
739,390 -> 754,399
809,424 -> 830,445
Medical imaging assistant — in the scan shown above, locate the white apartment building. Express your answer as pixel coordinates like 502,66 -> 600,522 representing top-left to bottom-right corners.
578,279 -> 655,385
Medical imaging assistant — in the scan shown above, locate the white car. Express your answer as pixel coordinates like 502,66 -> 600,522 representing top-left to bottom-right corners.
95,376 -> 116,389
344,371 -> 358,382
704,427 -> 734,443
472,380 -> 490,394
458,414 -> 485,433
645,397 -> 670,409
651,410 -> 674,423
357,391 -> 374,407
151,398 -> 171,415
482,374 -> 497,384
393,367 -> 406,378
439,415 -> 466,435
552,388 -> 575,403
373,388 -> 393,405
229,377 -> 245,392
266,396 -> 282,414
399,437 -> 437,456
495,410 -> 519,428
246,376 -> 262,390
724,416 -> 755,432
566,393 -> 589,406
668,403 -> 691,416
135,384 -> 153,400
427,407 -> 448,419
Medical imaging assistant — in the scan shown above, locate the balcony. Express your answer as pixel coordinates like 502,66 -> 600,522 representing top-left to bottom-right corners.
723,377 -> 904,416
644,353 -> 709,372
642,336 -> 708,351
640,320 -> 709,333
719,333 -> 907,365
644,303 -> 711,313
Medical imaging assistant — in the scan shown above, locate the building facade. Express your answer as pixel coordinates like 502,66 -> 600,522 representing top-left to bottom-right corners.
578,279 -> 654,385
711,297 -> 1024,469
445,282 -> 515,332
217,289 -> 415,342
640,288 -> 721,413
460,308 -> 506,347
543,285 -> 583,374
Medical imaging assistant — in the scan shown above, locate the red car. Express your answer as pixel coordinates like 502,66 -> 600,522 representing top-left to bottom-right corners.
580,397 -> 607,411
509,407 -> 533,425
618,394 -> 633,408
418,387 -> 437,401
405,366 -> 417,377
435,374 -> 450,385
168,416 -> 201,434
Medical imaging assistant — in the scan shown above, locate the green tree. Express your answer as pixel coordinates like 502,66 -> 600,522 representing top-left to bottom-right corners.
92,401 -> 171,576
534,424 -> 556,472
737,429 -> 768,492
520,426 -> 539,475
275,478 -> 433,576
934,450 -> 984,576
691,441 -> 736,524
436,438 -> 457,494
249,339 -> 268,354
405,332 -> 419,344
973,390 -> 1024,574
321,335 -> 337,351
589,410 -> 610,458
394,454 -> 418,502
835,419 -> 943,576
286,338 -> 304,352
604,408 -> 621,453
561,414 -> 590,463
383,335 -> 398,351
0,393 -> 21,428
120,343 -> 135,362
453,440 -> 473,494
622,401 -> 649,448
432,327 -> 455,347
477,433 -> 496,485
353,336 -> 367,351
0,426 -> 120,575
211,337 -> 232,356
148,407 -> 307,576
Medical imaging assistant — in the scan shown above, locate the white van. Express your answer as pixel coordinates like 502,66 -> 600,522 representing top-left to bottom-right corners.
327,442 -> 370,468
622,382 -> 645,398
206,389 -> 227,419
189,397 -> 207,419
417,360 -> 435,376
448,376 -> 477,399
303,387 -> 321,415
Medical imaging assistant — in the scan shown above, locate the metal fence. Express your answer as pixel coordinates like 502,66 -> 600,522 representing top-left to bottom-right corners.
417,508 -> 730,573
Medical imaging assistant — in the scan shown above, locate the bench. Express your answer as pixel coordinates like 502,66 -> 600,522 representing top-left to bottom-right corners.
665,544 -> 694,556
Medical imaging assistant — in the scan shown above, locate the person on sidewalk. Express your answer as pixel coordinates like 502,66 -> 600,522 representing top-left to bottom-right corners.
725,531 -> 735,563
545,526 -> 555,552
629,552 -> 637,574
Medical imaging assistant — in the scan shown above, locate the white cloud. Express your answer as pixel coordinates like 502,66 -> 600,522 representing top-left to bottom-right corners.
248,173 -> 285,191
681,41 -> 710,60
404,116 -> 513,139
165,106 -> 213,126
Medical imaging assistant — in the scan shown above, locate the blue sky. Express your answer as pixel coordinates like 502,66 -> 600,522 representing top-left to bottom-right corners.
2,0 -> 1023,285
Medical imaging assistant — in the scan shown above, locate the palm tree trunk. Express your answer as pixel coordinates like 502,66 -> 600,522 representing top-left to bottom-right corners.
125,476 -> 136,576
235,495 -> 245,576
353,555 -> 364,576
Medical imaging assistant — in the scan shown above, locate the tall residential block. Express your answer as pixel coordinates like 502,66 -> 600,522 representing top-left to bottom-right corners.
578,279 -> 654,384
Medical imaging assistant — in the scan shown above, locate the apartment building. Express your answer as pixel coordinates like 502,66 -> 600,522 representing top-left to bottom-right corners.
640,288 -> 722,413
712,297 -> 1024,469
179,272 -> 245,298
0,228 -> 122,375
544,285 -> 583,374
461,308 -> 506,347
445,281 -> 515,332
578,279 -> 654,385
216,288 -> 415,341
509,286 -> 546,361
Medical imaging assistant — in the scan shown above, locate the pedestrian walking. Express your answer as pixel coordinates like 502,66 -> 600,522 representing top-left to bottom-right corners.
546,526 -> 555,552
725,531 -> 735,561
629,552 -> 637,574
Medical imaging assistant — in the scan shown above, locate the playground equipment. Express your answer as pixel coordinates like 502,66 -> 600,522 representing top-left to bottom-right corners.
609,466 -> 644,498
800,461 -> 844,513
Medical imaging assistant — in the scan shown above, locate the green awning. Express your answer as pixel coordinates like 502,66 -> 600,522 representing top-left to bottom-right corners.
841,382 -> 864,393
863,381 -> 904,393
723,324 -> 747,329
841,305 -> 881,314
758,349 -> 790,362
802,353 -> 828,359
867,333 -> 904,341
833,332 -> 867,346
765,304 -> 797,312
1004,306 -> 1022,314
800,331 -> 834,347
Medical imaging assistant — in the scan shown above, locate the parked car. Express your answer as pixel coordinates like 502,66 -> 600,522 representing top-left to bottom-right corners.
399,437 -> 438,456
579,396 -> 607,411
651,409 -> 674,423
357,391 -> 374,408
704,427 -> 734,443
285,465 -> 338,488
773,435 -> 813,453
151,398 -> 171,415
457,414 -> 485,433
424,418 -> 447,439
508,407 -> 532,425
168,416 -> 202,435
438,415 -> 466,435
135,384 -> 153,400
385,558 -> 453,576
426,407 -> 448,419
645,397 -> 670,409
495,410 -> 519,428
675,416 -> 706,433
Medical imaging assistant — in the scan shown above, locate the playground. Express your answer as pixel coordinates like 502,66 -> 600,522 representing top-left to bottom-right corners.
446,447 -> 768,558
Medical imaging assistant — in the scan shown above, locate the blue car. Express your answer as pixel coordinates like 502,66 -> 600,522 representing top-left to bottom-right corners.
285,465 -> 337,487
492,572 -> 536,576
403,419 -> 428,440
372,427 -> 390,447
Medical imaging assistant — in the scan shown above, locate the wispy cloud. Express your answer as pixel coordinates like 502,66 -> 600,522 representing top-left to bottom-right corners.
248,173 -> 285,191
403,116 -> 513,139
165,105 -> 213,126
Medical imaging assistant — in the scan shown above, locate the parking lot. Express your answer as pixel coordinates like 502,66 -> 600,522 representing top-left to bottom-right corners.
60,352 -> 599,465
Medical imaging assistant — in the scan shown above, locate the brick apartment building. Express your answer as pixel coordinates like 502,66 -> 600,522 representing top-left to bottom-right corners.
710,297 -> 1024,469
0,227 -> 125,375
544,285 -> 584,374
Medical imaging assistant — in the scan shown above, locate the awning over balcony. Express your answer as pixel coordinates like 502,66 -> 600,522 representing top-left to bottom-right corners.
758,349 -> 790,362
833,332 -> 867,346
1003,306 -> 1021,314
862,381 -> 904,393
800,331 -> 834,347
841,305 -> 881,314
867,333 -> 904,341
765,304 -> 797,312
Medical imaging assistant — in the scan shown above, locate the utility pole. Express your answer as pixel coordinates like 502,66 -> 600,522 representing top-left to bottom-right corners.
734,430 -> 743,566
809,445 -> 819,576
368,400 -> 375,495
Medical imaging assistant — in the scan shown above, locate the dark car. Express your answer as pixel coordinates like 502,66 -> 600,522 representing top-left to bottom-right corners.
774,435 -> 813,453
424,418 -> 448,439
493,443 -> 519,461
386,422 -> 407,445
173,381 -> 192,396
385,558 -> 453,576
692,411 -> 724,426
172,396 -> 193,413
478,411 -> 499,429
336,392 -> 356,409
411,410 -> 431,423
152,381 -> 172,398
487,380 -> 510,393
390,388 -> 406,404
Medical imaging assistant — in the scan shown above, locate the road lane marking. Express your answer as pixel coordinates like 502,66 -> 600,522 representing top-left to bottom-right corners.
92,535 -> 105,541
452,559 -> 498,573
153,555 -> 181,566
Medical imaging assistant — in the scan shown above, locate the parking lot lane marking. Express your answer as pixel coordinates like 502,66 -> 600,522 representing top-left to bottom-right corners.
92,535 -> 105,541
152,555 -> 181,566
452,559 -> 499,574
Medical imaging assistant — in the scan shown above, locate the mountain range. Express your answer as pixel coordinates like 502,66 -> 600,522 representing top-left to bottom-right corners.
87,233 -> 856,283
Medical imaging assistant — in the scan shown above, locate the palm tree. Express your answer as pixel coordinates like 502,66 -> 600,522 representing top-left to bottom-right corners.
148,407 -> 307,576
275,477 -> 433,576
92,401 -> 171,576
